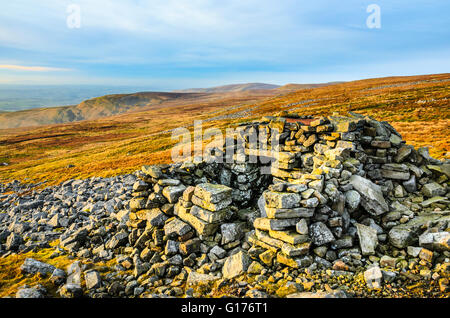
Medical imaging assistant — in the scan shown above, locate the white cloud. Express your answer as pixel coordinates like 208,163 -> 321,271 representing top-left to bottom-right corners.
0,64 -> 71,71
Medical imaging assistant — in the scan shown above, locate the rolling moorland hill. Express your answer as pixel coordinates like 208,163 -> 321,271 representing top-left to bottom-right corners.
0,88 -> 285,129
276,82 -> 344,91
0,73 -> 448,187
0,85 -> 151,112
172,82 -> 280,93
0,92 -> 216,129
0,82 -> 343,129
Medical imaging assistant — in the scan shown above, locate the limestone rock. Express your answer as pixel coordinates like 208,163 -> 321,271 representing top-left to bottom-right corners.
309,222 -> 335,246
21,258 -> 56,276
16,286 -> 45,298
162,185 -> 186,203
344,190 -> 361,212
222,250 -> 251,279
186,271 -> 218,287
194,183 -> 232,203
419,231 -> 450,252
263,191 -> 301,209
84,270 -> 101,290
364,266 -> 383,289
421,182 -> 446,198
349,175 -> 389,216
356,223 -> 378,255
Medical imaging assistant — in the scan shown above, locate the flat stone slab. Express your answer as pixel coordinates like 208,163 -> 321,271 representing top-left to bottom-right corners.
163,218 -> 192,237
20,258 -> 56,276
281,242 -> 311,257
356,223 -> 378,255
264,191 -> 302,209
190,205 -> 231,223
222,251 -> 251,279
349,175 -> 389,216
419,231 -> 450,252
254,217 -> 300,231
191,195 -> 232,212
186,271 -> 218,287
194,183 -> 232,203
421,182 -> 446,198
268,230 -> 309,245
265,207 -> 314,219
162,185 -> 186,203
174,203 -> 219,236
276,253 -> 313,269
388,212 -> 450,248
255,229 -> 285,249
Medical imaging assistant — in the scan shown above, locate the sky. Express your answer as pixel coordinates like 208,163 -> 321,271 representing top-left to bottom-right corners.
0,0 -> 449,90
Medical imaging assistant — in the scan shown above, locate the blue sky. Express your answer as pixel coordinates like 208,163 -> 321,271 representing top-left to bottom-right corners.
0,0 -> 449,90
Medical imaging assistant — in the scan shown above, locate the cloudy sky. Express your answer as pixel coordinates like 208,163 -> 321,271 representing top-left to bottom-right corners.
0,0 -> 449,90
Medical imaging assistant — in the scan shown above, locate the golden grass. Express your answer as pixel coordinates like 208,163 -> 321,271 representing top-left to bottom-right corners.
0,240 -> 122,297
0,73 -> 448,186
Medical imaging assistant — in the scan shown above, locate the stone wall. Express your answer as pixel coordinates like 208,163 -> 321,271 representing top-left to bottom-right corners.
126,112 -> 449,275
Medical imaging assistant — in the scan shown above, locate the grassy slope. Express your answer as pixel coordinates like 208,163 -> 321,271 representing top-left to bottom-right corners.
0,91 -> 230,129
0,73 -> 449,297
0,73 -> 448,186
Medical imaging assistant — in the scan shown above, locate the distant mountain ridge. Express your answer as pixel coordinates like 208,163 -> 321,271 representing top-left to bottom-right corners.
172,83 -> 280,93
0,81 -> 343,129
0,92 -> 197,129
277,82 -> 345,90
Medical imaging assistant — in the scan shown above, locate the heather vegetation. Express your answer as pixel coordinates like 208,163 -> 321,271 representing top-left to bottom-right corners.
0,74 -> 448,187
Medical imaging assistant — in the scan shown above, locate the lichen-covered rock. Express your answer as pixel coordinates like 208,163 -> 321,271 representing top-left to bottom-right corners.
309,222 -> 335,246
21,258 -> 56,276
263,191 -> 302,209
162,185 -> 187,203
59,283 -> 83,298
421,182 -> 446,198
220,223 -> 244,245
5,232 -> 22,251
222,250 -> 251,279
356,223 -> 378,255
345,190 -> 361,212
164,218 -> 192,238
349,175 -> 389,216
419,231 -> 450,252
194,183 -> 232,203
186,271 -> 218,287
16,286 -> 45,298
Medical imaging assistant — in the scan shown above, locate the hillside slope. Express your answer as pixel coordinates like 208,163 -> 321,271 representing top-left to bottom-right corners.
172,83 -> 280,93
0,73 -> 448,186
0,92 -> 202,129
0,89 -> 281,129
277,82 -> 344,91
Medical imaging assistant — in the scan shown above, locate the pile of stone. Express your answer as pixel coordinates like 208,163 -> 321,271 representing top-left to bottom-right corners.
250,183 -> 316,269
219,160 -> 268,208
0,174 -> 137,257
1,112 -> 449,298
175,183 -> 233,238
240,113 -> 449,279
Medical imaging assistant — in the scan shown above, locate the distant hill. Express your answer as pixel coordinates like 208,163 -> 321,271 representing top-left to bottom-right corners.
0,85 -> 152,112
277,82 -> 344,91
0,92 -> 198,129
174,81 -> 344,93
0,73 -> 448,186
173,83 -> 280,93
0,88 -> 278,129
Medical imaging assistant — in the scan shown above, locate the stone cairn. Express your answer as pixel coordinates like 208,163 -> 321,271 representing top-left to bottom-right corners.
122,112 -> 449,284
2,112 -> 449,297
